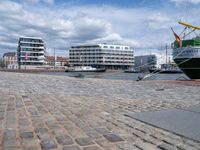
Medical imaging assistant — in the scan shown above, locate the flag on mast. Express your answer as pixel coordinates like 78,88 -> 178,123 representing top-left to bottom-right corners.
171,28 -> 182,47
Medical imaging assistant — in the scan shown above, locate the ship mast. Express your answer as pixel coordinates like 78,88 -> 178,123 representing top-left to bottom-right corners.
178,21 -> 200,38
178,21 -> 200,30
165,44 -> 168,64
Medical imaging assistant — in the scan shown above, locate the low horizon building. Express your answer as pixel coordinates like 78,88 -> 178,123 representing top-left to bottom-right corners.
135,54 -> 157,72
3,52 -> 18,69
69,43 -> 134,69
47,56 -> 69,68
17,36 -> 46,69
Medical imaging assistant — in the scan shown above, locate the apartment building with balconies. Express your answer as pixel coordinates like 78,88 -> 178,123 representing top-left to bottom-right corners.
69,44 -> 134,69
17,37 -> 46,69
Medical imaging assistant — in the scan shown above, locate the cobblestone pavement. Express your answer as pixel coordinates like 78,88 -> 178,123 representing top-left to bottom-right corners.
0,72 -> 200,150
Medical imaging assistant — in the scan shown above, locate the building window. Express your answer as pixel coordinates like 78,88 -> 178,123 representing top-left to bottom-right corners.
116,46 -> 120,49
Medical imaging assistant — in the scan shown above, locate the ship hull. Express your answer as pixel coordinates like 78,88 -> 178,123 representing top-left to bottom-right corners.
65,69 -> 106,72
149,68 -> 182,74
174,58 -> 200,79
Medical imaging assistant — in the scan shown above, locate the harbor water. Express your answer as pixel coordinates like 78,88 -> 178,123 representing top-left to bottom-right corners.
39,71 -> 188,81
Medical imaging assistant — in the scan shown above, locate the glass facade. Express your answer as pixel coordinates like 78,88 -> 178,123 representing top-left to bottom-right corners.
135,55 -> 157,69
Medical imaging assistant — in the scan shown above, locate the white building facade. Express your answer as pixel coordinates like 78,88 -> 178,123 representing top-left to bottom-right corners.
17,37 -> 46,69
69,44 -> 134,69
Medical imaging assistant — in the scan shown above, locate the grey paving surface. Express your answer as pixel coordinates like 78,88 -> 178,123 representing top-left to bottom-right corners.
182,105 -> 200,113
0,72 -> 200,150
126,108 -> 200,142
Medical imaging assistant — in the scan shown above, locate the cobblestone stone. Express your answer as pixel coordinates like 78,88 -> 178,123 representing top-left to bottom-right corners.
96,139 -> 114,148
117,142 -> 141,150
83,146 -> 102,150
40,139 -> 58,149
95,128 -> 111,134
142,135 -> 162,145
35,128 -> 49,134
4,148 -> 21,150
63,146 -> 81,150
37,133 -> 51,140
3,139 -> 20,148
55,134 -> 73,146
75,137 -> 94,146
134,140 -> 160,150
4,130 -> 17,140
86,131 -> 102,139
177,143 -> 199,150
20,131 -> 34,138
22,138 -> 40,148
103,134 -> 124,143
158,142 -> 180,150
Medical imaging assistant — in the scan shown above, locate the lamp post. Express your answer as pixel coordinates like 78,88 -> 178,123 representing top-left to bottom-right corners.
54,48 -> 56,70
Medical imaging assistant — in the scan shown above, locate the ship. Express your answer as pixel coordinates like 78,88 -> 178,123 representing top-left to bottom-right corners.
149,64 -> 182,74
65,66 -> 106,72
124,67 -> 139,73
171,21 -> 200,79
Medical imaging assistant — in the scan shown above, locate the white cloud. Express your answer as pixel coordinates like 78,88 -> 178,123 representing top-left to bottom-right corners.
0,1 -> 22,12
146,13 -> 171,29
20,0 -> 54,5
170,0 -> 200,4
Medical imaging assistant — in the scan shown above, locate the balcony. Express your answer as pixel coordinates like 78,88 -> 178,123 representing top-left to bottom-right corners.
20,50 -> 45,54
20,55 -> 45,59
38,56 -> 45,60
20,60 -> 45,63
20,46 -> 45,49
20,41 -> 44,45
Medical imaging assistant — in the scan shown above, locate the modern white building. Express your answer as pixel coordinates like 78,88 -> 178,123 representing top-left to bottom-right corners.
17,37 -> 46,69
134,54 -> 157,71
69,44 -> 134,69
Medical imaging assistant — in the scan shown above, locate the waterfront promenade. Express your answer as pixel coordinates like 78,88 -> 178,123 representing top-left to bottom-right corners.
0,72 -> 200,150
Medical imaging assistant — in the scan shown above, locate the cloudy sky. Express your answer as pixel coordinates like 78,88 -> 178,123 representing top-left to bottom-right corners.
0,0 -> 200,58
